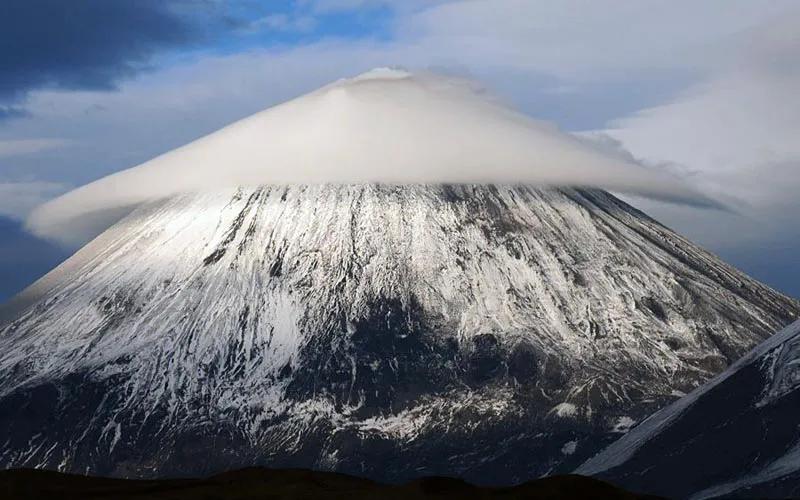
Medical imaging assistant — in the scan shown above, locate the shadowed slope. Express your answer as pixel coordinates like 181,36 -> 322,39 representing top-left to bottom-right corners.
578,320 -> 800,499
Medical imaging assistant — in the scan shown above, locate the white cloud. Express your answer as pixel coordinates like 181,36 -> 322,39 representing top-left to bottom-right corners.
398,0 -> 796,77
27,69 -> 709,245
0,182 -> 68,219
603,11 -> 800,252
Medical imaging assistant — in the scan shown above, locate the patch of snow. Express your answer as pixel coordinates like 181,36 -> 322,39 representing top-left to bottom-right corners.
561,440 -> 578,455
551,403 -> 579,419
611,416 -> 636,433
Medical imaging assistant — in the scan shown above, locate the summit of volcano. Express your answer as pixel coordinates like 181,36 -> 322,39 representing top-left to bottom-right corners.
1,70 -> 796,485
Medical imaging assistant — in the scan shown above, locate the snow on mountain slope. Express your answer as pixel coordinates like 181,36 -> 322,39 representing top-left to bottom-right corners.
0,184 -> 797,483
577,319 -> 800,499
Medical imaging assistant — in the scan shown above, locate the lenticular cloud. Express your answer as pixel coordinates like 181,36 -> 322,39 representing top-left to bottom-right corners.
28,68 -> 711,244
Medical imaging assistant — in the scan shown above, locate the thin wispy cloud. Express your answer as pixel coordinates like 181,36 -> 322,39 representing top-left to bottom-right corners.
244,14 -> 318,34
0,138 -> 70,158
0,181 -> 68,220
606,11 -> 800,245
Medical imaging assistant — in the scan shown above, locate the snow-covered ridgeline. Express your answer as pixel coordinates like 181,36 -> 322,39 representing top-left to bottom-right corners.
578,319 -> 800,477
575,319 -> 800,499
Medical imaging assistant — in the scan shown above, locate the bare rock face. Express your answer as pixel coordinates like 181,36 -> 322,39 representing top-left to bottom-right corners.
0,184 -> 797,483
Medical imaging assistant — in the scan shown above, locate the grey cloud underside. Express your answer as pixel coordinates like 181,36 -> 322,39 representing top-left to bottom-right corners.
0,184 -> 796,483
0,0 -> 201,106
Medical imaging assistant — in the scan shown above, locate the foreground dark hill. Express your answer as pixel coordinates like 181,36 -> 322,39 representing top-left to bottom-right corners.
0,468 -> 661,500
0,184 -> 797,484
578,319 -> 800,499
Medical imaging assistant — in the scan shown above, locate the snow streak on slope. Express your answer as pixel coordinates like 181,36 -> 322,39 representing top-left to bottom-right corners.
0,185 -> 797,483
577,319 -> 800,499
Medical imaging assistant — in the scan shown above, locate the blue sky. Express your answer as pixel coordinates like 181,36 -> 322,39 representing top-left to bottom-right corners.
1,0 -> 800,301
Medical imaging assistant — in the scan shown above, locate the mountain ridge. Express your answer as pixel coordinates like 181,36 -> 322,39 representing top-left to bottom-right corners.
577,318 -> 800,499
1,184 -> 796,484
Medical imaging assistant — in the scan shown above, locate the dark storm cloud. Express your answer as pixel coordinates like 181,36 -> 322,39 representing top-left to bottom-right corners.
0,0 -> 202,105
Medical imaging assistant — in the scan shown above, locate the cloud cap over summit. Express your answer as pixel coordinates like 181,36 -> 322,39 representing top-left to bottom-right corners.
27,68 -> 711,244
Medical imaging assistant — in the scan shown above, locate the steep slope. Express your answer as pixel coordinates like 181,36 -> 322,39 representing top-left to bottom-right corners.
578,319 -> 800,499
0,184 -> 797,484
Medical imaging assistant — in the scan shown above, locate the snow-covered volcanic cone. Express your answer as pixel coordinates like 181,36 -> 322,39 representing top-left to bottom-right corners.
0,70 -> 797,483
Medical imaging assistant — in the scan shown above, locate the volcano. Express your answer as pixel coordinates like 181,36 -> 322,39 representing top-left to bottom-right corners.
1,70 -> 798,485
1,183 -> 796,483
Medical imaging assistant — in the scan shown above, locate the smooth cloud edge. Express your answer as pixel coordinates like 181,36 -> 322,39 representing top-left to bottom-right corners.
25,68 -> 719,246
